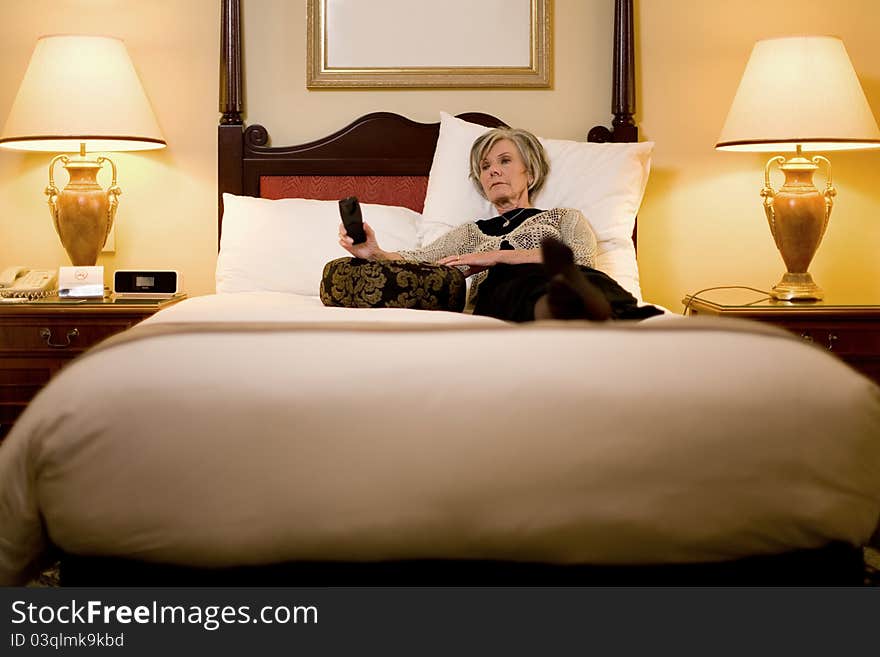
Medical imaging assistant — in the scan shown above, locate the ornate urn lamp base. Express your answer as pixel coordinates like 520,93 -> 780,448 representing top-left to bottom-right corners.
46,145 -> 121,267
761,148 -> 834,301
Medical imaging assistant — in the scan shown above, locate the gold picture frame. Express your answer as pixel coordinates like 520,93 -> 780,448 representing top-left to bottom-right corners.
307,0 -> 552,88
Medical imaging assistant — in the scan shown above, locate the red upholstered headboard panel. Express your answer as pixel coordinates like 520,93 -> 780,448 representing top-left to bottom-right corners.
260,175 -> 429,213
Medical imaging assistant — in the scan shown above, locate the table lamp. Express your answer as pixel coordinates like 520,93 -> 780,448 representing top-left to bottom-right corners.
0,35 -> 166,266
716,36 -> 880,300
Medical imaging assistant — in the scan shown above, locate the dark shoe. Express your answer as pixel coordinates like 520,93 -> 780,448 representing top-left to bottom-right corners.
538,237 -> 611,321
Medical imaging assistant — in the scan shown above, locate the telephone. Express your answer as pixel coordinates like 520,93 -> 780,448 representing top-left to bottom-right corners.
0,267 -> 58,300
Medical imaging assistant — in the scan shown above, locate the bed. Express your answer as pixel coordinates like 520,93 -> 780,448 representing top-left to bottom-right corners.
1,0 -> 879,586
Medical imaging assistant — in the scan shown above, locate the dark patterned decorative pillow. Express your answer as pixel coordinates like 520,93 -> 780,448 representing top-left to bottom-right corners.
320,258 -> 466,312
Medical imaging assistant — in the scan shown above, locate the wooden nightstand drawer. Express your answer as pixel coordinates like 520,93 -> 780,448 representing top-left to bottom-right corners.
0,383 -> 43,403
778,324 -> 880,356
0,360 -> 58,438
0,364 -> 54,384
0,319 -> 133,353
0,402 -> 28,426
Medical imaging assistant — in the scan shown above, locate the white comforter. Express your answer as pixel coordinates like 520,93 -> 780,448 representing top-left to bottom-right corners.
1,292 -> 879,584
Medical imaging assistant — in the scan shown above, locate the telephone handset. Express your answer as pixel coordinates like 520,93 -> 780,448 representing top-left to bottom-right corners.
0,267 -> 58,300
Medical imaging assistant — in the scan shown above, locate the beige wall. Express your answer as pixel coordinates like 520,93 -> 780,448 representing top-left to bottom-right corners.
1,0 -> 878,308
241,0 -> 612,143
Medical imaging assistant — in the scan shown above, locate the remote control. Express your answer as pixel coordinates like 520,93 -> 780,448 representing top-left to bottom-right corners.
339,196 -> 367,244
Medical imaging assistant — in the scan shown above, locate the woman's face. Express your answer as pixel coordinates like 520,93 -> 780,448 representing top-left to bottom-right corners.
478,138 -> 531,211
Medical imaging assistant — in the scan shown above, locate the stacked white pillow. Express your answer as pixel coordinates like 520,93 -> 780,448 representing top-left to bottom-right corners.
420,112 -> 653,300
216,193 -> 420,296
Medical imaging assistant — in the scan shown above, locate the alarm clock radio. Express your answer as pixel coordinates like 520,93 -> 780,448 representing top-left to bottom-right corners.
113,270 -> 182,299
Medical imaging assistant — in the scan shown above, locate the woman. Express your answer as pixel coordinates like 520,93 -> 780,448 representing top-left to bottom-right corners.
338,127 -> 660,322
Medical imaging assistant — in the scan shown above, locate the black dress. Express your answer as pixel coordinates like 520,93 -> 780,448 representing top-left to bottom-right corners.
471,208 -> 663,323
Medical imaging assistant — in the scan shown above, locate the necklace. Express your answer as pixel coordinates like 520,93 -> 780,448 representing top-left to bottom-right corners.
501,207 -> 527,228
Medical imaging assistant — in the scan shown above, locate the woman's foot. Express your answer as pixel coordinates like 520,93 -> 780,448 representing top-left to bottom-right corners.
534,237 -> 611,321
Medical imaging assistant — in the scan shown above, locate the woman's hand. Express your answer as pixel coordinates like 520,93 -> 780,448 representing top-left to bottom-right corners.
438,250 -> 506,277
438,248 -> 543,276
339,221 -> 383,260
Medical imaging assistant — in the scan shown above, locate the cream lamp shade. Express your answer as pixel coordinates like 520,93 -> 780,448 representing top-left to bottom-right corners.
717,36 -> 880,152
0,35 -> 166,266
0,35 -> 165,152
715,36 -> 880,300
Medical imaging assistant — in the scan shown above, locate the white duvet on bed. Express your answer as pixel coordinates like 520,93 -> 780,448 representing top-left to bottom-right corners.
1,292 -> 879,584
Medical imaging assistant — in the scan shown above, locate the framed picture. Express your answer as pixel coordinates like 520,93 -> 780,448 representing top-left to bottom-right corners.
307,0 -> 552,88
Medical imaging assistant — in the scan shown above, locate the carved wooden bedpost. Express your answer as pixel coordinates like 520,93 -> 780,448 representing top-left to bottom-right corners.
218,0 -> 243,244
589,0 -> 637,143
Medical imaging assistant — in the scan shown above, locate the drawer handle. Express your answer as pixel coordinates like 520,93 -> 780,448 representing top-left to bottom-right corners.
39,327 -> 79,348
826,333 -> 839,351
800,333 -> 814,343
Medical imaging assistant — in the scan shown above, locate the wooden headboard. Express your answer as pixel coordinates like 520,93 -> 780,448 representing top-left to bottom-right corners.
217,0 -> 639,247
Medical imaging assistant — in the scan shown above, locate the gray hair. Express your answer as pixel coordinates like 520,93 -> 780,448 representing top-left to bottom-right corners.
468,127 -> 550,200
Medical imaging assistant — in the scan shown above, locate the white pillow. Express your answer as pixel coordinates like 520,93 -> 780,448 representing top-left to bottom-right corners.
217,194 -> 420,296
421,112 -> 653,300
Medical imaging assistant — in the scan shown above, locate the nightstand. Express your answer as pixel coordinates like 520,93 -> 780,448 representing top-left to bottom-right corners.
0,295 -> 185,441
682,288 -> 880,386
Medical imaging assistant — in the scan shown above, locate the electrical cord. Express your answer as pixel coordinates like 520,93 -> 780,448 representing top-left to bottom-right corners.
682,285 -> 771,315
